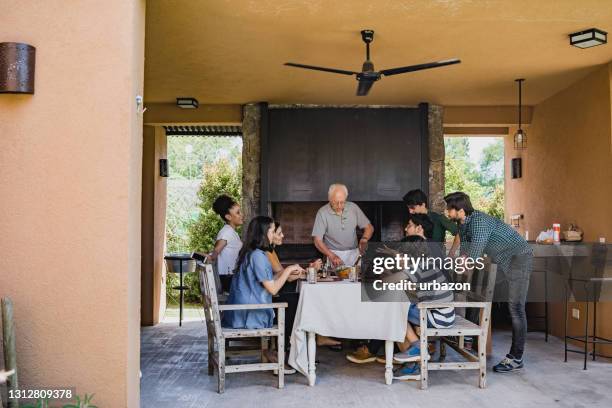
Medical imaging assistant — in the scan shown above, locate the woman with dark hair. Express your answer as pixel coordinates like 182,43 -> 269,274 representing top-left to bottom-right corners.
222,216 -> 303,329
268,223 -> 322,275
267,223 -> 322,352
222,216 -> 303,372
209,194 -> 243,293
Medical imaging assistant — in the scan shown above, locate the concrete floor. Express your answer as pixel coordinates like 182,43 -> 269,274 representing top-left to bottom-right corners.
141,320 -> 612,408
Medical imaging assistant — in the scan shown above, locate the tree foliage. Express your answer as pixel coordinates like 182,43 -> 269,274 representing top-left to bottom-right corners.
187,159 -> 242,252
164,136 -> 242,304
445,137 -> 505,220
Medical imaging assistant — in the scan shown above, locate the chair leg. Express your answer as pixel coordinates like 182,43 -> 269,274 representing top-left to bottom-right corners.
478,335 -> 487,388
277,334 -> 285,389
439,340 -> 446,362
261,337 -> 267,362
207,333 -> 214,376
217,340 -> 226,394
277,308 -> 285,389
584,298 -> 589,370
419,312 -> 428,390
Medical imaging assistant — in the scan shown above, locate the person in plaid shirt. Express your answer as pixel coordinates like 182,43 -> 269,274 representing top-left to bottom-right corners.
444,191 -> 533,373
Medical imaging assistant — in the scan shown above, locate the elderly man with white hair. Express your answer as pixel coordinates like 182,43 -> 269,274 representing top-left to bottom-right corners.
312,183 -> 374,267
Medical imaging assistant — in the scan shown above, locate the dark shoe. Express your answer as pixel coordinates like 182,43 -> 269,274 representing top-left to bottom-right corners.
493,354 -> 524,373
327,344 -> 343,352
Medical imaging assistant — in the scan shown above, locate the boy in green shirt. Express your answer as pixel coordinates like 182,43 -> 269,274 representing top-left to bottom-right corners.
402,189 -> 460,255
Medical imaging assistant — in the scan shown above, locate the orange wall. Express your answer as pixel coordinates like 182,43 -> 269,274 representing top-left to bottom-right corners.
504,63 -> 612,353
0,1 -> 145,406
505,65 -> 612,241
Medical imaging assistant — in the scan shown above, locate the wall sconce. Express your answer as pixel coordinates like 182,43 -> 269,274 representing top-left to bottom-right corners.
159,159 -> 169,177
0,42 -> 36,94
176,97 -> 198,109
569,28 -> 607,49
511,158 -> 522,179
510,214 -> 524,228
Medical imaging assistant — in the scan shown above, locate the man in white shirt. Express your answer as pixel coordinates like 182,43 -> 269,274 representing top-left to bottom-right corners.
312,184 -> 374,267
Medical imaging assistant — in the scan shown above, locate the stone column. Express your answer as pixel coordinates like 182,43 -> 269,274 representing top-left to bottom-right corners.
242,103 -> 262,231
428,104 -> 445,212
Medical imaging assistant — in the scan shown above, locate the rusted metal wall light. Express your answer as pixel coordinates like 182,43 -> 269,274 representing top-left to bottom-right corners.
0,42 -> 36,94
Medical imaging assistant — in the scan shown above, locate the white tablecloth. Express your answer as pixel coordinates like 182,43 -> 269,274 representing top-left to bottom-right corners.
288,281 -> 409,377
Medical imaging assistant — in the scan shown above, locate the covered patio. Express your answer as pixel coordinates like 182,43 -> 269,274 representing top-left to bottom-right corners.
1,1 -> 611,407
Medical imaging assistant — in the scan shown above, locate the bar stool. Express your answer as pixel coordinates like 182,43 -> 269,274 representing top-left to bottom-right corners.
564,252 -> 612,370
164,253 -> 195,326
528,265 -> 549,341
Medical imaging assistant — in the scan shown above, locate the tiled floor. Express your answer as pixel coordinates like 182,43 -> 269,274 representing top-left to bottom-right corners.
141,319 -> 612,408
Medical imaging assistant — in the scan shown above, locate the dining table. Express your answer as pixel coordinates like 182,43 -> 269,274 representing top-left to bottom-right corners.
288,280 -> 410,386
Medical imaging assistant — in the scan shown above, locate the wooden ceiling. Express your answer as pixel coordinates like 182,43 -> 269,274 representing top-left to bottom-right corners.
145,0 -> 612,106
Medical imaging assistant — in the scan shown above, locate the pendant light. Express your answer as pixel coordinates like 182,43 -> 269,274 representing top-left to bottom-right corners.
514,78 -> 527,149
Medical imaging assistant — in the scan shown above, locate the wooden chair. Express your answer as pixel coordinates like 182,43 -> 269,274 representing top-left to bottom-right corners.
418,261 -> 497,389
197,261 -> 288,393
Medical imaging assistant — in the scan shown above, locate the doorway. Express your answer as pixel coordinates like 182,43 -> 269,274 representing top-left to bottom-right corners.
163,135 -> 242,323
444,136 -> 505,220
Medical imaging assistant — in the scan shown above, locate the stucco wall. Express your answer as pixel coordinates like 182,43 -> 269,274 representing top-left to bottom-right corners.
504,65 -> 612,241
504,64 -> 612,354
0,1 -> 145,406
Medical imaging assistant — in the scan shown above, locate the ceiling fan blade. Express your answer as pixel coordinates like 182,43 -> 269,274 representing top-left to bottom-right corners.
380,58 -> 461,77
356,79 -> 375,96
285,62 -> 357,76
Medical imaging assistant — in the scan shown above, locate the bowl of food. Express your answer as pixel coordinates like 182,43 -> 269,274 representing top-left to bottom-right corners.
336,267 -> 351,279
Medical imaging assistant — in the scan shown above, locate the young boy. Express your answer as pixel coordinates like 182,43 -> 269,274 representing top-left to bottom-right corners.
209,195 -> 243,293
403,189 -> 460,255
392,230 -> 455,380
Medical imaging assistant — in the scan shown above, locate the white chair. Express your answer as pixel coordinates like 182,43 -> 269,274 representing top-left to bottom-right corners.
197,261 -> 287,393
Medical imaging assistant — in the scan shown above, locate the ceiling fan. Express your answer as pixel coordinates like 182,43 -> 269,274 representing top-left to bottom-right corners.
285,30 -> 461,96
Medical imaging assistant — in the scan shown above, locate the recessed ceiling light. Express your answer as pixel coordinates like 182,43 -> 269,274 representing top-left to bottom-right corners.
569,28 -> 607,49
176,97 -> 199,109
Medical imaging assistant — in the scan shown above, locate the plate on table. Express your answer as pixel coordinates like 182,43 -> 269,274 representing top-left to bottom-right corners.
317,276 -> 342,282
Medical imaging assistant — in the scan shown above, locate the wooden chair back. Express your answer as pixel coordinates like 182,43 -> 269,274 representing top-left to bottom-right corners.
198,262 -> 223,342
460,259 -> 497,303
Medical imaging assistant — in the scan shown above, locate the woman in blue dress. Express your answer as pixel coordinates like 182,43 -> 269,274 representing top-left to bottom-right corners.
222,216 -> 303,329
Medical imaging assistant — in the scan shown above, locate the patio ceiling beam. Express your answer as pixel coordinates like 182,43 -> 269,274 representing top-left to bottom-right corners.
444,126 -> 509,136
143,103 -> 242,126
444,106 -> 533,127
